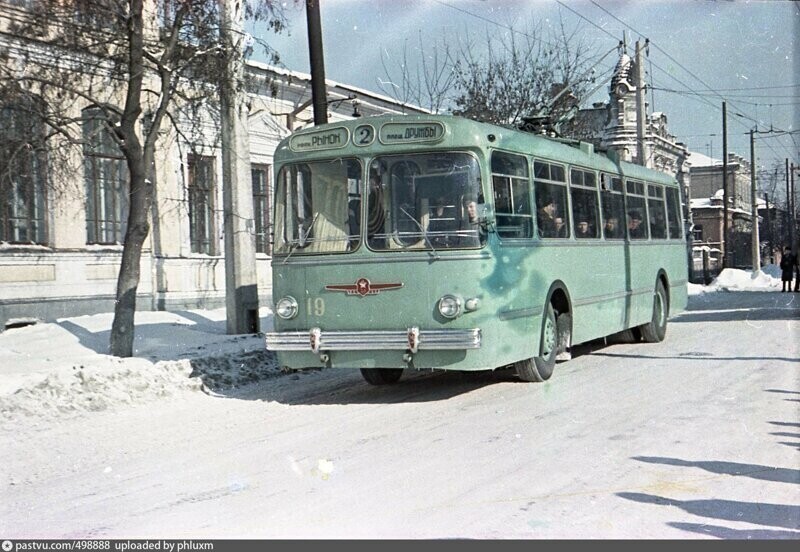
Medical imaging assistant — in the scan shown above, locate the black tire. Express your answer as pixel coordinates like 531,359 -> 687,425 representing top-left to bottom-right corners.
640,280 -> 668,343
360,368 -> 404,385
515,303 -> 558,382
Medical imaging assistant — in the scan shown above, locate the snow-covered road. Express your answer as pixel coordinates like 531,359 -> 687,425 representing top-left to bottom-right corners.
1,290 -> 798,538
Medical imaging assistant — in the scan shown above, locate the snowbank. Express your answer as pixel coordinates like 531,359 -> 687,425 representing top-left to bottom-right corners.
0,358 -> 204,418
689,266 -> 783,295
0,307 -> 280,422
713,266 -> 782,292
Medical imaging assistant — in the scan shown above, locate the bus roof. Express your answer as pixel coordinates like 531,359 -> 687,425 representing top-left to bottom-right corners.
275,114 -> 678,186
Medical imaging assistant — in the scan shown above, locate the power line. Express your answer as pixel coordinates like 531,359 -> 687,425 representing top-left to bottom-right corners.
588,1 -> 793,163
429,0 -> 621,105
651,87 -> 800,99
589,1 -> 765,125
554,0 -> 621,43
430,0 -> 564,51
707,84 -> 800,92
648,83 -> 797,157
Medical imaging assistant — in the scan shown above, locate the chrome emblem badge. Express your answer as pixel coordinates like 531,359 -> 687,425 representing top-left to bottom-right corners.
325,277 -> 403,297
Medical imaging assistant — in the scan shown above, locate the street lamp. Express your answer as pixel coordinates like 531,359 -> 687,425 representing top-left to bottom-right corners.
325,93 -> 360,118
282,93 -> 361,130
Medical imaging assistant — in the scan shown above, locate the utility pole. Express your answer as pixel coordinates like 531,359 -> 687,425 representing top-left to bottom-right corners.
749,129 -> 760,271
722,101 -> 729,268
220,0 -> 260,334
765,193 -> 773,263
306,0 -> 328,125
634,39 -> 649,167
792,163 -> 797,256
787,159 -> 792,249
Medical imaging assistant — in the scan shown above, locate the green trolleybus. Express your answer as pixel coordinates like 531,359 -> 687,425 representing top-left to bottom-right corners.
265,115 -> 688,385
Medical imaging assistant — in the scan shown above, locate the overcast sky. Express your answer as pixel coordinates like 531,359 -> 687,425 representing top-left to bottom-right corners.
253,0 -> 798,197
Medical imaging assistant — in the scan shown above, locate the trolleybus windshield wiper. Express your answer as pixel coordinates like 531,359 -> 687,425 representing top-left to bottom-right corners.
283,212 -> 320,264
399,206 -> 439,260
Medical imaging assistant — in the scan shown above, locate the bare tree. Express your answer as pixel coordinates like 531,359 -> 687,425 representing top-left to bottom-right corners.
378,31 -> 455,114
452,20 -> 594,130
0,0 -> 287,357
379,18 -> 596,131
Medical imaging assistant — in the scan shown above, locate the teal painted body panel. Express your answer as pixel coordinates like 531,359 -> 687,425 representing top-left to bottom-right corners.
269,115 -> 689,372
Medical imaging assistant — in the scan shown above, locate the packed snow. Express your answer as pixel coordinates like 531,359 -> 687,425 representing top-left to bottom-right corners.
0,307 -> 279,424
0,267 -> 790,422
687,264 -> 785,295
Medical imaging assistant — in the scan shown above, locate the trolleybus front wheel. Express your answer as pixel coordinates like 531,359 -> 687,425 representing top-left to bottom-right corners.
640,280 -> 668,343
360,368 -> 404,385
515,302 -> 558,382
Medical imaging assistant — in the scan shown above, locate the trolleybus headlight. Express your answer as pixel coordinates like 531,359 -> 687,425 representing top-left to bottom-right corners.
276,296 -> 298,320
438,295 -> 463,319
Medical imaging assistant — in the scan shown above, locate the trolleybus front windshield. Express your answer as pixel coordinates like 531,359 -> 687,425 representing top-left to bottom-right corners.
366,152 -> 485,251
274,158 -> 362,255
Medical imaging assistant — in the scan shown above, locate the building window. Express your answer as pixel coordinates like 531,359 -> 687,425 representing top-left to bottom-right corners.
83,107 -> 128,244
693,224 -> 703,242
0,99 -> 48,244
187,154 -> 216,255
252,164 -> 272,255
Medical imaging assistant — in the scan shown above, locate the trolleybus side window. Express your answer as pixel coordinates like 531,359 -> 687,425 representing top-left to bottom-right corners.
647,184 -> 667,240
534,160 -> 569,239
626,179 -> 649,240
665,186 -> 682,239
569,168 -> 600,239
492,151 -> 532,239
600,174 -> 625,239
274,158 -> 362,254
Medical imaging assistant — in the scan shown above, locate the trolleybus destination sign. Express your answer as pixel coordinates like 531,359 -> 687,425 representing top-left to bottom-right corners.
379,122 -> 445,144
289,127 -> 350,152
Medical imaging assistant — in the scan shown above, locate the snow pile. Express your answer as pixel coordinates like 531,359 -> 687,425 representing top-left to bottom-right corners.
0,307 -> 280,421
0,358 -> 204,419
689,266 -> 783,295
686,282 -> 711,295
760,263 -> 783,279
711,266 -> 782,292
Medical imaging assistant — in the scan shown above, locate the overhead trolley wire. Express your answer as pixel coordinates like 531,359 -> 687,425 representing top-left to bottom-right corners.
588,1 -> 795,163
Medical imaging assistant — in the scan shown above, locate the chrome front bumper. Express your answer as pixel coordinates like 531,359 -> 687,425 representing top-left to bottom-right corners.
265,326 -> 481,353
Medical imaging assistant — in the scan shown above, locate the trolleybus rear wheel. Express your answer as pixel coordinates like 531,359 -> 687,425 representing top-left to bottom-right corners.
515,302 -> 558,382
640,280 -> 668,343
360,368 -> 404,385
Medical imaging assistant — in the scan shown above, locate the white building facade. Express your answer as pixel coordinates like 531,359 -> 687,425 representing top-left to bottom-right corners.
0,58 -> 426,330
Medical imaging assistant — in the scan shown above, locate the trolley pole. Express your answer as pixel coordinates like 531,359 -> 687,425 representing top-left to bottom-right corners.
749,129 -> 760,271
